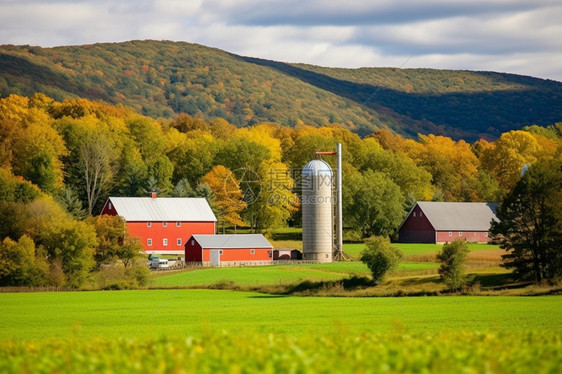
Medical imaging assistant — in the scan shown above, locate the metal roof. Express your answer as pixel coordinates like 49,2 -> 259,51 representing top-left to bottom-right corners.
190,234 -> 273,249
108,197 -> 217,222
303,159 -> 332,177
415,201 -> 498,231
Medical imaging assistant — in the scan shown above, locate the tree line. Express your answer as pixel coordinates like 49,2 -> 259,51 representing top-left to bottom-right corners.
1,93 -> 561,286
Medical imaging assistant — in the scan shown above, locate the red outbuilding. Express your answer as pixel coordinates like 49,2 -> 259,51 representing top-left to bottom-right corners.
185,234 -> 274,266
101,194 -> 216,254
398,202 -> 498,243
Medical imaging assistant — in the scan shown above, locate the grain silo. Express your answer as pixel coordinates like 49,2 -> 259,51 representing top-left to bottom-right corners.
302,159 -> 333,262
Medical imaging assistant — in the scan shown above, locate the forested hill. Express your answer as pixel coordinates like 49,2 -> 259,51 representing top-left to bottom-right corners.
1,40 -> 561,141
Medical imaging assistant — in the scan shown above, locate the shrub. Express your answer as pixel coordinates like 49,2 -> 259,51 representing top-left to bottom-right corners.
360,236 -> 403,284
437,240 -> 470,291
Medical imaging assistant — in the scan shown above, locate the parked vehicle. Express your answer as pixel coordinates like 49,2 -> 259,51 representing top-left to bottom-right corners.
149,257 -> 169,269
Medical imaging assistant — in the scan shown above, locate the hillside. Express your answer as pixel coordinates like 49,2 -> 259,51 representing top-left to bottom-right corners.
1,40 -> 561,141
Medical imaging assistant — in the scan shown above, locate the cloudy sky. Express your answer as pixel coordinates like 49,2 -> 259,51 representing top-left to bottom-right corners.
1,0 -> 561,81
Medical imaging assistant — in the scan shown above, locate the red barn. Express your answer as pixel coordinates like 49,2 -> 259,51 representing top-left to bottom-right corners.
398,202 -> 498,243
185,234 -> 273,266
101,194 -> 216,254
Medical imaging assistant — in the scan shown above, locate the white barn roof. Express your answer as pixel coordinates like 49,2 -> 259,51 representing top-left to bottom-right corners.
415,202 -> 498,231
107,197 -> 216,222
190,234 -> 273,249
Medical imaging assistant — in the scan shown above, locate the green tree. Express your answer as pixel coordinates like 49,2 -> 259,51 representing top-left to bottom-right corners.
344,170 -> 405,237
39,219 -> 97,288
215,137 -> 271,172
56,187 -> 87,220
148,155 -> 174,194
173,178 -> 196,197
490,160 -> 562,283
246,160 -> 297,232
0,235 -> 48,286
90,215 -> 143,268
437,240 -> 470,291
360,236 -> 403,283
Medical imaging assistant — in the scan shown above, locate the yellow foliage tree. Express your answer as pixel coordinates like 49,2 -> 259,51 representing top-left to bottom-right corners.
417,134 -> 479,200
201,165 -> 247,231
479,130 -> 542,191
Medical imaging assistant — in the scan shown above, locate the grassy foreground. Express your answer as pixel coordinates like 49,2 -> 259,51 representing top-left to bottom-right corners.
1,290 -> 561,373
3,290 -> 562,339
1,330 -> 560,373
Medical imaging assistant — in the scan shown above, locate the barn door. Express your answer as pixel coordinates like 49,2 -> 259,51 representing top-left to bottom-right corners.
210,249 -> 221,266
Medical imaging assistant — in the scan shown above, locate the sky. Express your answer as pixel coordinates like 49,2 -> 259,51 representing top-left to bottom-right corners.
1,0 -> 561,82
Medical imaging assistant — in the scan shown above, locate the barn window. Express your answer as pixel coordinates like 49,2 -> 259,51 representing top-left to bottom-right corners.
485,232 -> 488,237
268,251 -> 272,258
162,221 -> 167,227
449,231 -> 452,237
177,238 -> 182,246
147,222 -> 151,227
191,240 -> 195,246
250,249 -> 255,255
413,212 -> 417,217
163,238 -> 168,246
420,211 -> 423,217
108,202 -> 112,210
147,238 -> 152,246
459,232 -> 462,236
176,222 -> 181,227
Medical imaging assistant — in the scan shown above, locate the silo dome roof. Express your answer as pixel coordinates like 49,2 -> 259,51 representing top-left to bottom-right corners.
303,159 -> 333,177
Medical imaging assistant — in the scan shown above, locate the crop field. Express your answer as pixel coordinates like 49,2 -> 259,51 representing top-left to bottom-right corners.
0,290 -> 561,373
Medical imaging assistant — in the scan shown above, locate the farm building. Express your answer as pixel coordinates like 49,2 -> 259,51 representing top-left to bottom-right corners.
185,234 -> 274,266
101,194 -> 216,254
398,202 -> 499,243
273,249 -> 302,260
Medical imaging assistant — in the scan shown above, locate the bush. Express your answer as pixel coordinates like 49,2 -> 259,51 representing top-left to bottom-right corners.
437,240 -> 470,291
360,236 -> 403,284
93,261 -> 151,290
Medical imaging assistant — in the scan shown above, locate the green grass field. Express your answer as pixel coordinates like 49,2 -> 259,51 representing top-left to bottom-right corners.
343,242 -> 501,259
1,290 -> 561,340
0,290 -> 561,373
2,241 -> 558,373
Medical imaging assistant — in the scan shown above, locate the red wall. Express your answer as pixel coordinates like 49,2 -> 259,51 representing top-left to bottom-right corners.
101,199 -> 215,253
128,221 -> 215,253
202,247 -> 272,262
185,238 -> 272,263
399,204 -> 435,243
435,231 -> 491,243
185,240 -> 203,262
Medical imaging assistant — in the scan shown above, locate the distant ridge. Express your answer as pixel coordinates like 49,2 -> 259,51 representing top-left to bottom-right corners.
1,40 -> 561,141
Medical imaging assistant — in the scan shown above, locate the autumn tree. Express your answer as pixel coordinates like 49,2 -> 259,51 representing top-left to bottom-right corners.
80,132 -> 119,215
0,235 -> 48,286
479,131 -> 543,192
416,134 -> 479,201
201,165 -> 246,232
246,160 -> 298,232
89,215 -> 143,268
